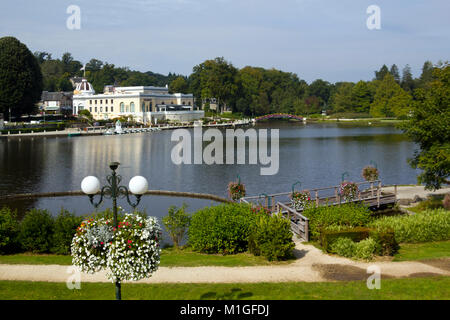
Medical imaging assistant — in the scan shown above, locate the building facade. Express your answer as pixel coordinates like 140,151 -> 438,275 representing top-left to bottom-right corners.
72,79 -> 203,124
40,91 -> 73,114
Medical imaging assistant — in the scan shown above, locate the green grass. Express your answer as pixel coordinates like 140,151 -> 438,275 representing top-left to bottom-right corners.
393,241 -> 450,261
0,278 -> 449,300
408,195 -> 445,214
0,247 -> 294,267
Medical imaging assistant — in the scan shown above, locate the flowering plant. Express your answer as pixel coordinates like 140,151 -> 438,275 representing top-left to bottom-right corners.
250,206 -> 272,216
71,212 -> 161,283
228,181 -> 246,201
291,191 -> 311,211
339,181 -> 359,201
362,166 -> 379,182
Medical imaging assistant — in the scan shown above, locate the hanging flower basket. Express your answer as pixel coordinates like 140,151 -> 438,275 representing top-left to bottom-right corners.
290,190 -> 311,211
362,166 -> 379,182
339,182 -> 359,201
71,213 -> 161,282
228,181 -> 246,201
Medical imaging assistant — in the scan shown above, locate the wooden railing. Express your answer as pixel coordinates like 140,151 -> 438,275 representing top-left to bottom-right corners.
276,202 -> 309,241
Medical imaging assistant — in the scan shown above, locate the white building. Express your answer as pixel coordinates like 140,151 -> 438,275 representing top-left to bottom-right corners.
72,79 -> 203,124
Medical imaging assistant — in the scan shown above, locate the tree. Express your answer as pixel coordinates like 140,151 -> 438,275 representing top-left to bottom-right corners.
375,64 -> 389,81
308,79 -> 332,110
169,76 -> 189,93
390,64 -> 401,83
330,82 -> 354,113
419,61 -> 434,87
401,64 -> 415,93
351,81 -> 374,113
370,74 -> 412,118
0,37 -> 43,118
400,63 -> 450,190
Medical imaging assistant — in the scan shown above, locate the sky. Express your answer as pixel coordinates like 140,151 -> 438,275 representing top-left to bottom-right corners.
0,0 -> 449,83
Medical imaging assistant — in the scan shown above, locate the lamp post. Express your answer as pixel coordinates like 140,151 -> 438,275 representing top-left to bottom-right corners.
81,162 -> 148,300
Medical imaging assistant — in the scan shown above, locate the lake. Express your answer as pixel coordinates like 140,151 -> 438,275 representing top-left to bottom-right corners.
0,122 -> 420,219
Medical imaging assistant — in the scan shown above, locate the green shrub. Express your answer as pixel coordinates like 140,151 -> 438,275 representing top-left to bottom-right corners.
19,209 -> 54,253
369,209 -> 450,243
0,207 -> 20,254
52,209 -> 83,255
303,203 -> 372,240
248,214 -> 295,261
320,227 -> 372,252
443,194 -> 450,210
369,229 -> 398,256
162,204 -> 191,248
329,237 -> 356,258
354,238 -> 378,260
188,203 -> 256,254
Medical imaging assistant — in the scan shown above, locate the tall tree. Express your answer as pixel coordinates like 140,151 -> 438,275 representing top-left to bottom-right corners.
169,76 -> 189,93
351,81 -> 374,113
370,74 -> 412,118
419,60 -> 434,87
0,37 -> 43,118
400,63 -> 450,190
390,64 -> 401,83
401,64 -> 415,93
375,64 -> 390,81
330,82 -> 354,113
308,79 -> 332,110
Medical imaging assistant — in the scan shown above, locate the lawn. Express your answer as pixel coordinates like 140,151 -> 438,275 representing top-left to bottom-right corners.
0,278 -> 448,300
393,241 -> 450,261
0,247 -> 295,267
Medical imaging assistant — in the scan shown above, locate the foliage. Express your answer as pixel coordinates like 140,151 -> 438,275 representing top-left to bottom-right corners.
0,37 -> 43,118
353,238 -> 378,260
320,227 -> 372,252
400,63 -> 450,190
52,209 -> 84,255
369,209 -> 450,243
248,213 -> 295,261
339,181 -> 359,201
290,190 -> 312,211
228,180 -> 246,201
329,236 -> 378,260
444,194 -> 450,210
302,203 -> 372,240
362,166 -> 379,182
162,204 -> 191,248
71,213 -> 161,282
188,204 -> 256,254
329,237 -> 356,258
18,209 -> 54,253
0,207 -> 20,254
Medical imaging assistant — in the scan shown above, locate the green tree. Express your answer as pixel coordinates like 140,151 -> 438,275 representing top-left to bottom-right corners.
400,63 -> 450,190
0,37 -> 43,118
169,76 -> 189,93
330,82 -> 354,113
401,64 -> 415,93
308,79 -> 332,110
390,64 -> 401,83
375,64 -> 390,81
419,61 -> 434,88
370,74 -> 412,118
351,81 -> 374,113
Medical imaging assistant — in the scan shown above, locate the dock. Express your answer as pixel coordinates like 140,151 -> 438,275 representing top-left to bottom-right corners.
241,180 -> 397,241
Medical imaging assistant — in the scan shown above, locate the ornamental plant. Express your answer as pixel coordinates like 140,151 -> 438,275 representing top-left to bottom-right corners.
362,166 -> 379,182
71,212 -> 161,282
290,191 -> 312,211
228,180 -> 246,201
162,204 -> 191,249
339,181 -> 359,201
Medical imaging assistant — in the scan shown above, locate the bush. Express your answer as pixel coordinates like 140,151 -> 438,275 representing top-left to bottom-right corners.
329,237 -> 355,258
354,238 -> 378,260
320,227 -> 372,252
248,214 -> 295,261
302,203 -> 372,240
369,229 -> 398,256
162,204 -> 191,248
369,209 -> 450,243
19,209 -> 54,253
52,209 -> 84,255
188,203 -> 256,254
0,207 -> 20,254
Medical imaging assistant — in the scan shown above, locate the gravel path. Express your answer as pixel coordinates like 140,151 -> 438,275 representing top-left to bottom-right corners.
1,241 -> 448,284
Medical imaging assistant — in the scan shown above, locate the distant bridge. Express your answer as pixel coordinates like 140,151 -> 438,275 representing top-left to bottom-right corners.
255,113 -> 304,122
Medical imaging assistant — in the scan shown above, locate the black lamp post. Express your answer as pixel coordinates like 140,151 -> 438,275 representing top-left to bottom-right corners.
81,162 -> 148,300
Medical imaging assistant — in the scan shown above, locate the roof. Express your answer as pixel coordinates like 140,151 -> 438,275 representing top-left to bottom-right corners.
41,91 -> 73,102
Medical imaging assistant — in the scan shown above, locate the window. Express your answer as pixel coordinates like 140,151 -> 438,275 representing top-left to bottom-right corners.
111,106 -> 114,112
100,100 -> 103,104
90,100 -> 92,104
120,103 -> 124,113
130,102 -> 135,113
89,107 -> 92,112
111,99 -> 114,104
106,107 -> 108,112
95,107 -> 97,113
142,102 -> 145,112
95,100 -> 97,104
105,99 -> 108,104
100,107 -> 103,112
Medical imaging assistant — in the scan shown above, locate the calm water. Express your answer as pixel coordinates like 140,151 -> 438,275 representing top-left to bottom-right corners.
0,122 -> 420,219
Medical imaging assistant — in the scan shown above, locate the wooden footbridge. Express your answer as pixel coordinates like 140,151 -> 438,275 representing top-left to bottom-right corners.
255,113 -> 305,122
240,180 -> 398,242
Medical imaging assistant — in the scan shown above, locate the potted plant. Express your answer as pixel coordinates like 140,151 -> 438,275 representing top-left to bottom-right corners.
290,190 -> 312,211
362,165 -> 379,182
339,181 -> 359,201
228,179 -> 246,201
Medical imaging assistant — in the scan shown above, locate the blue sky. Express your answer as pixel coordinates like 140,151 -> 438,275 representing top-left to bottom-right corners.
0,0 -> 449,83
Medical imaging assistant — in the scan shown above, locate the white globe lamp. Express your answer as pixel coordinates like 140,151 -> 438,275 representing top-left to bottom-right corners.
129,176 -> 148,195
81,176 -> 101,195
